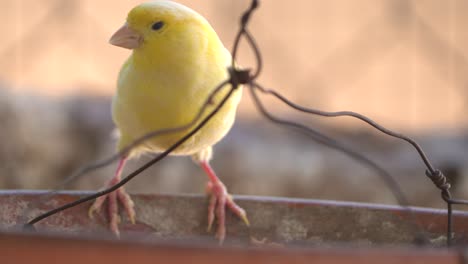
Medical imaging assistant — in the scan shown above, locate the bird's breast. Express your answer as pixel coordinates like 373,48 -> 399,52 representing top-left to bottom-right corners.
112,56 -> 241,155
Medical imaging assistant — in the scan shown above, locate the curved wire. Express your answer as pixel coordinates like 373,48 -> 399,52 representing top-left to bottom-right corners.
249,83 -> 429,243
20,80 -> 229,224
253,83 -> 436,173
25,83 -> 237,227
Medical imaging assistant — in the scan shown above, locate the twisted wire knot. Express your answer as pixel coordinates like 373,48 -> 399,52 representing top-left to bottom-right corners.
426,169 -> 451,192
240,0 -> 259,27
228,67 -> 252,87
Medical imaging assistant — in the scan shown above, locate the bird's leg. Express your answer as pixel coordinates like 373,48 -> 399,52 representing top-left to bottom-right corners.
200,161 -> 249,243
88,156 -> 136,237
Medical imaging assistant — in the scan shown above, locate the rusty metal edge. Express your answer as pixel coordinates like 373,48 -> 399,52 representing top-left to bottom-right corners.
2,190 -> 468,247
0,229 -> 462,264
1,189 -> 466,215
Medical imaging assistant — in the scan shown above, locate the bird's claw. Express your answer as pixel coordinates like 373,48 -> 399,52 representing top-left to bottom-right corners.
88,186 -> 136,237
206,181 -> 249,243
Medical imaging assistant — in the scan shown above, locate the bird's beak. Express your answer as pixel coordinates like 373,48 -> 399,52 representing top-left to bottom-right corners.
109,23 -> 142,49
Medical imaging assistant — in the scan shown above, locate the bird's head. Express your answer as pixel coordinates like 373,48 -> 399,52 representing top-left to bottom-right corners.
110,1 -> 215,57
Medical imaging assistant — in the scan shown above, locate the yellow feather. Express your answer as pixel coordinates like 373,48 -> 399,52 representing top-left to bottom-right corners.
111,1 -> 242,159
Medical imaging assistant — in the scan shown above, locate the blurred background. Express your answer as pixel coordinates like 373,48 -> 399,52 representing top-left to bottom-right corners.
0,0 -> 467,209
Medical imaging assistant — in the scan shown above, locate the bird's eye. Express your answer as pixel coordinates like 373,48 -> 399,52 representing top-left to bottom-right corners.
151,21 -> 164,31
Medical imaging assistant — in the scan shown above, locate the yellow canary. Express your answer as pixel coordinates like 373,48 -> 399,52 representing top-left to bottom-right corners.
88,0 -> 248,242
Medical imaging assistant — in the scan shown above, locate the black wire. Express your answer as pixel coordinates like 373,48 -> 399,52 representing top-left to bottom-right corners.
20,80 -> 229,224
65,80 -> 230,187
447,202 -> 453,247
253,84 -> 436,173
25,83 -> 237,227
249,83 -> 428,243
231,0 -> 259,64
252,82 -> 468,246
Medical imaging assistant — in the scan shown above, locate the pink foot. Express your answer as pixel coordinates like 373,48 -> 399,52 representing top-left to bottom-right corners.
88,157 -> 135,237
201,162 -> 249,243
89,184 -> 135,236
